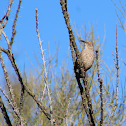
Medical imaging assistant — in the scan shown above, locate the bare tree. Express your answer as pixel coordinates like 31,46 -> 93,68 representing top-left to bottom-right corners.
0,0 -> 125,126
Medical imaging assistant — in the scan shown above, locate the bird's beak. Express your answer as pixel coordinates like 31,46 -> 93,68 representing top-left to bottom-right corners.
80,40 -> 88,43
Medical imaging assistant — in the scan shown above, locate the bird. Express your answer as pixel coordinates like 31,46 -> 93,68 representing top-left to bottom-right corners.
75,40 -> 95,73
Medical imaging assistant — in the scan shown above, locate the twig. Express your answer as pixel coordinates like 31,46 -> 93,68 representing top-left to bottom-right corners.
10,0 -> 22,48
107,24 -> 119,125
41,83 -> 46,102
116,11 -> 125,31
1,0 -> 13,28
111,0 -> 124,15
0,23 -> 3,39
112,51 -> 116,66
65,98 -> 71,125
96,49 -> 103,126
2,31 -> 10,48
35,9 -> 54,126
0,0 -> 13,39
0,95 -> 12,126
111,0 -> 126,32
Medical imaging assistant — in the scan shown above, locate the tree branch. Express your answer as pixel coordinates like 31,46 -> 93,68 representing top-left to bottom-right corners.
0,49 -> 23,125
1,0 -> 13,28
0,95 -> 12,126
96,49 -> 103,126
35,8 -> 54,126
107,24 -> 119,126
60,0 -> 95,125
10,0 -> 22,48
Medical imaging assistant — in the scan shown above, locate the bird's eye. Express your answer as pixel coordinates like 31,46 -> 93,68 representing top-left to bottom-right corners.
88,41 -> 91,44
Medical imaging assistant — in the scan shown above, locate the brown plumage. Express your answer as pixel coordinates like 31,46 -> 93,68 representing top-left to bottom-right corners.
76,40 -> 95,72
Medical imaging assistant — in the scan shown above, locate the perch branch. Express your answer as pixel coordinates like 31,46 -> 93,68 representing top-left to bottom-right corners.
60,0 -> 95,125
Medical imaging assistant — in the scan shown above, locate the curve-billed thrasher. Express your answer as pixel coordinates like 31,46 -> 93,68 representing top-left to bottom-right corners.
75,40 -> 95,73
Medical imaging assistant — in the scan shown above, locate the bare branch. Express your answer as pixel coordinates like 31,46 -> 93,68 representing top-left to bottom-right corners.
111,0 -> 126,33
0,49 -> 24,125
116,11 -> 125,31
10,0 -> 22,47
0,50 -> 17,111
1,0 -> 13,28
41,83 -> 46,102
107,24 -> 119,126
111,0 -> 125,15
0,23 -> 3,39
3,9 -> 25,120
0,95 -> 12,126
35,8 -> 54,126
65,97 -> 71,125
112,51 -> 116,66
96,49 -> 103,126
2,31 -> 10,47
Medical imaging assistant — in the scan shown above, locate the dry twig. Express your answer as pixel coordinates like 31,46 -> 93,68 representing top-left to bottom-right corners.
35,8 -> 54,126
107,24 -> 119,126
10,0 -> 22,47
0,0 -> 13,28
96,49 -> 103,126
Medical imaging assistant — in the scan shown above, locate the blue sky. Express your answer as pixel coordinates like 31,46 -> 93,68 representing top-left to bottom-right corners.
0,1 -> 126,87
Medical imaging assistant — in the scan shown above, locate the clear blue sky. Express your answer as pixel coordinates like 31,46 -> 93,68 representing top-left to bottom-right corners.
0,1 -> 126,87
